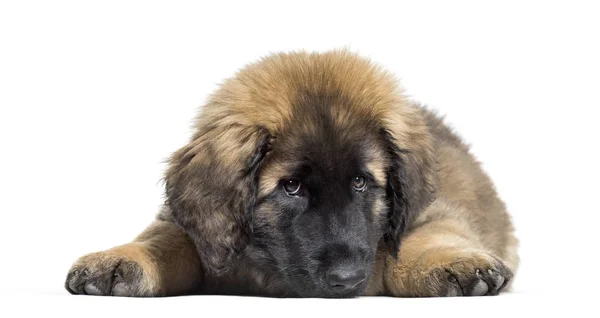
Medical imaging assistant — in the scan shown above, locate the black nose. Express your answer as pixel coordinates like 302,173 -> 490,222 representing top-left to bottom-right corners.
325,266 -> 366,292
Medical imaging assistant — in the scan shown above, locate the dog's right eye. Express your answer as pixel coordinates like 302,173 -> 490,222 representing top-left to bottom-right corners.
283,179 -> 302,196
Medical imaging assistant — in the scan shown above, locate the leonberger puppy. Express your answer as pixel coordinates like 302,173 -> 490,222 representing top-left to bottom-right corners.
65,50 -> 519,298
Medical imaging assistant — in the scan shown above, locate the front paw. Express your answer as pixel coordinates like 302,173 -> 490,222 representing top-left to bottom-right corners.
65,246 -> 160,296
425,252 -> 513,297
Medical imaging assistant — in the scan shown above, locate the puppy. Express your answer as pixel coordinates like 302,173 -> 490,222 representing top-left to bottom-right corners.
65,50 -> 519,298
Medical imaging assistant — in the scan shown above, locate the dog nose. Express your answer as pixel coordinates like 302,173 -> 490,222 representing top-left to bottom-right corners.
325,266 -> 366,291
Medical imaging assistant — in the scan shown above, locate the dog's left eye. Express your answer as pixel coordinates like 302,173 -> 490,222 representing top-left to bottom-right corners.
351,176 -> 367,192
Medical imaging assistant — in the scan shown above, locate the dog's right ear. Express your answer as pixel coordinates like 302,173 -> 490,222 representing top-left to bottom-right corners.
165,123 -> 271,276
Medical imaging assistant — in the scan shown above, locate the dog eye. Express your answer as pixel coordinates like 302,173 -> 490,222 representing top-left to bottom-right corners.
283,179 -> 302,196
351,176 -> 367,192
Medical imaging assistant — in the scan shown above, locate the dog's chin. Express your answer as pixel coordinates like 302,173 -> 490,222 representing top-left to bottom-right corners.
285,277 -> 366,298
293,286 -> 365,298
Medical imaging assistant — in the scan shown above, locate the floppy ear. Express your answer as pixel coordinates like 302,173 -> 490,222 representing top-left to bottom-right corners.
381,117 -> 437,258
165,124 -> 271,275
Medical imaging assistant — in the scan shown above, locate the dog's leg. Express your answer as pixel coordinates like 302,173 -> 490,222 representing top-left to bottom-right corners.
383,202 -> 516,297
65,218 -> 202,296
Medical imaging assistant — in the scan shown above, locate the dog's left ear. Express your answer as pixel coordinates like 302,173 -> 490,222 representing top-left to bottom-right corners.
381,108 -> 437,258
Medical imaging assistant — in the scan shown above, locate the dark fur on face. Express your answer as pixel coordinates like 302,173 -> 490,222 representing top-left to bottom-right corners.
244,92 -> 393,297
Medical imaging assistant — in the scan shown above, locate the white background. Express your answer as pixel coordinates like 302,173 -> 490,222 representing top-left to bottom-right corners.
1,1 -> 599,317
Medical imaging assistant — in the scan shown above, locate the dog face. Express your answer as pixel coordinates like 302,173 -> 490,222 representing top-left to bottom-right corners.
165,51 -> 437,297
248,94 -> 390,297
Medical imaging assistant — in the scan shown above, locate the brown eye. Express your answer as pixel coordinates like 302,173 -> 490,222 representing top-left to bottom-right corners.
283,179 -> 302,196
352,176 -> 367,192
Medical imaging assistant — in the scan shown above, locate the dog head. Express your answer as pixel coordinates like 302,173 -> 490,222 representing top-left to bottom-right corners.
165,51 -> 436,297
